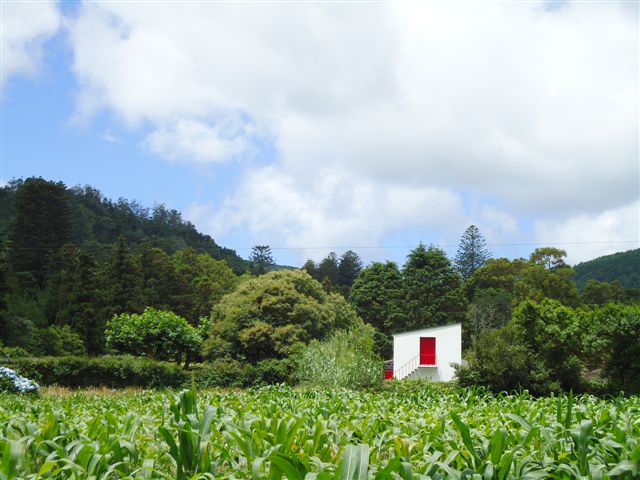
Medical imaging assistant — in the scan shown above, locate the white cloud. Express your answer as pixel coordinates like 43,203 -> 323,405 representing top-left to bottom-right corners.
187,166 -> 469,261
534,201 -> 640,264
143,119 -> 253,164
67,1 -> 638,253
1,1 -> 60,88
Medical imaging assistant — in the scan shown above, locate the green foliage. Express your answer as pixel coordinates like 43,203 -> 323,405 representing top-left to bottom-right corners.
34,325 -> 86,356
466,257 -> 529,297
5,355 -> 189,388
106,307 -> 202,365
463,288 -> 511,350
512,299 -> 583,391
403,244 -> 467,330
250,245 -> 275,275
515,263 -> 579,306
193,357 -> 293,388
205,270 -> 359,363
295,321 -> 383,389
337,250 -> 363,289
580,279 -> 629,305
1,386 -> 639,478
458,299 -> 583,395
349,261 -> 407,358
529,247 -> 568,270
574,247 -> 640,289
8,178 -> 72,288
454,225 -> 491,279
581,303 -> 640,394
317,252 -> 340,287
170,248 -> 238,323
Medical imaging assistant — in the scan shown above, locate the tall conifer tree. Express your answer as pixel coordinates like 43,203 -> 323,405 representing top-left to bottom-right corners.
454,225 -> 491,279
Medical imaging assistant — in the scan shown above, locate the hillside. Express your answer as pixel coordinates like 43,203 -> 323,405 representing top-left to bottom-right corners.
573,248 -> 640,290
0,178 -> 248,273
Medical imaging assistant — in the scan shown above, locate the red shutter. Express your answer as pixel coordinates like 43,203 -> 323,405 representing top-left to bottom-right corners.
420,337 -> 436,365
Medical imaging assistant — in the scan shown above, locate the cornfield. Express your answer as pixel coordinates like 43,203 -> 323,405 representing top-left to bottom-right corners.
1,384 -> 638,479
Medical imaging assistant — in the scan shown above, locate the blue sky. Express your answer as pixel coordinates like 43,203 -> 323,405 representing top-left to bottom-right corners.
2,1 -> 638,267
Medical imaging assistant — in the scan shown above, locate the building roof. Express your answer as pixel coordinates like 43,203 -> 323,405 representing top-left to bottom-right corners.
392,323 -> 461,337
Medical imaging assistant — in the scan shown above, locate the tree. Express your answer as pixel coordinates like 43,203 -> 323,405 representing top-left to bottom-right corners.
250,245 -> 274,275
580,279 -> 627,306
403,244 -> 467,330
204,270 -> 359,363
9,178 -> 72,288
301,259 -> 318,279
514,262 -> 579,306
337,250 -> 363,288
171,249 -> 237,324
106,307 -> 201,366
466,257 -> 529,297
107,235 -> 144,314
457,299 -> 583,394
454,225 -> 491,279
349,261 -> 407,358
463,287 -> 512,350
57,251 -> 105,354
581,303 -> 640,394
529,247 -> 567,270
317,252 -> 339,287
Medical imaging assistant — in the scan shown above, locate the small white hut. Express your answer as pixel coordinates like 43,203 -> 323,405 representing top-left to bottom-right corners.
391,323 -> 461,381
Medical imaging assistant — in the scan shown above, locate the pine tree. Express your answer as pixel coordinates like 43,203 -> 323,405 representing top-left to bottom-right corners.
62,251 -> 105,354
250,245 -> 274,275
337,250 -> 363,287
454,225 -> 491,279
9,178 -> 72,288
108,235 -> 143,314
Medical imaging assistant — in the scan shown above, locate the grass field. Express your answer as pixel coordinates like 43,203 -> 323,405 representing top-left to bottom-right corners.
1,383 -> 638,479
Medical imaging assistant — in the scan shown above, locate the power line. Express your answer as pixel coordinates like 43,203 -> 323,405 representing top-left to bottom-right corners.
233,240 -> 640,251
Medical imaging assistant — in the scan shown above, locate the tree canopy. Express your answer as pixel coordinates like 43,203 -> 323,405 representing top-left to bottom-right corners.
403,244 -> 467,330
204,270 -> 360,363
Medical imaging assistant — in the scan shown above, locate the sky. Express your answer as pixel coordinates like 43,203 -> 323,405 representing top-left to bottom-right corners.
1,0 -> 639,268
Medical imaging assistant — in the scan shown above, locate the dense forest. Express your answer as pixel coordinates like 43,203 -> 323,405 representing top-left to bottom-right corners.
1,177 -> 639,395
573,248 -> 640,290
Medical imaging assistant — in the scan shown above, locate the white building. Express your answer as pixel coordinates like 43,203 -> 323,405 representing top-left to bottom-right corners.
391,323 -> 461,381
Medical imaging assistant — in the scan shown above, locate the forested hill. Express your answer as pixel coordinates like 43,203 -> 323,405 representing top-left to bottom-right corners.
573,248 -> 640,290
0,178 -> 247,273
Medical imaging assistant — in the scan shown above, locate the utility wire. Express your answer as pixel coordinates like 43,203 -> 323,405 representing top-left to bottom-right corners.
233,240 -> 640,250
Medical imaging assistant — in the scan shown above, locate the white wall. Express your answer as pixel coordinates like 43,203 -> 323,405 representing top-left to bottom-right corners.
393,323 -> 461,382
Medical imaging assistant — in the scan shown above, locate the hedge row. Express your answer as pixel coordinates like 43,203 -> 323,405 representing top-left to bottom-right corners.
2,355 -> 294,389
4,356 -> 189,388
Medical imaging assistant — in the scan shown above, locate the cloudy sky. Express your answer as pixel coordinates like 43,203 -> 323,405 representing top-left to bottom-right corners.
2,0 -> 638,266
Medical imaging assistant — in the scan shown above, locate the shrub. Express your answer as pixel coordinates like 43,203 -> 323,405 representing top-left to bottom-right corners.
106,307 -> 202,365
294,320 -> 383,389
34,325 -> 86,356
193,357 -> 255,388
5,355 -> 189,388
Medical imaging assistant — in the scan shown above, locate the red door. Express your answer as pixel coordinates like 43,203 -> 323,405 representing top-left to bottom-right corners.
420,337 -> 436,365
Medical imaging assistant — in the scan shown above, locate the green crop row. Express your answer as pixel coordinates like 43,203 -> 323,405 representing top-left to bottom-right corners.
0,384 -> 638,479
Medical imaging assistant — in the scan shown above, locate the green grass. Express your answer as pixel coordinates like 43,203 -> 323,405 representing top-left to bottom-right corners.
0,383 -> 638,479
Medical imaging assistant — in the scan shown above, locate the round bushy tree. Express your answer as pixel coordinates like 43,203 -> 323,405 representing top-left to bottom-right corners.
204,270 -> 359,363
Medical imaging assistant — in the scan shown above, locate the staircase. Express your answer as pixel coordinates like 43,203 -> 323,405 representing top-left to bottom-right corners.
394,354 -> 437,380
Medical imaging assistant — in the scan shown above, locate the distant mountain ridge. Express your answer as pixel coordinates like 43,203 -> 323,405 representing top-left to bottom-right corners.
573,248 -> 640,290
0,178 -> 248,273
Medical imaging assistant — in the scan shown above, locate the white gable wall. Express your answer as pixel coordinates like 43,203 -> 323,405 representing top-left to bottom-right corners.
393,323 -> 461,382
